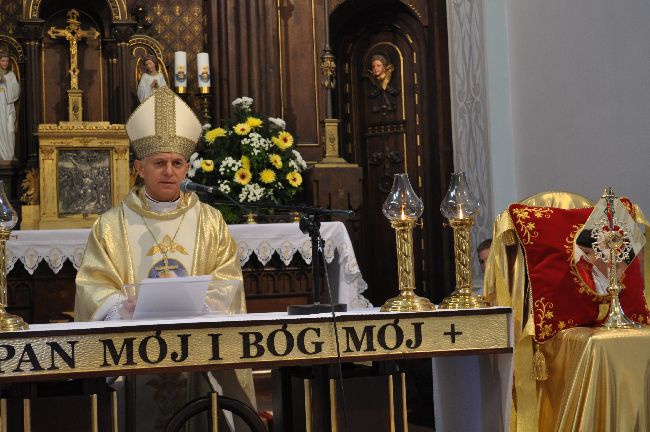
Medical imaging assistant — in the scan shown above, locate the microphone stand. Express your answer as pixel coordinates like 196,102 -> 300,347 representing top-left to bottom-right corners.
202,195 -> 352,315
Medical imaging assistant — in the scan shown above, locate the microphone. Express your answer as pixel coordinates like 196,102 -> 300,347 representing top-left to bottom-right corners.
179,179 -> 216,195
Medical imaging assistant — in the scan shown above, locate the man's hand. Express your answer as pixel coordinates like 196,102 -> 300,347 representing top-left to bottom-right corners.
119,295 -> 136,320
120,284 -> 138,320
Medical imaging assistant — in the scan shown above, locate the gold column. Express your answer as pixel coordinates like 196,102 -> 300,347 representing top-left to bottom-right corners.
381,219 -> 435,311
439,172 -> 489,309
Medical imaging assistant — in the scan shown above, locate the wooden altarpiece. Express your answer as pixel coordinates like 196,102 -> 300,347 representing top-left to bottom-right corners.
20,9 -> 130,229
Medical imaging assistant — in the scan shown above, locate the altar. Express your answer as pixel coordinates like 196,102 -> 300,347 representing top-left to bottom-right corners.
0,307 -> 512,431
5,221 -> 371,323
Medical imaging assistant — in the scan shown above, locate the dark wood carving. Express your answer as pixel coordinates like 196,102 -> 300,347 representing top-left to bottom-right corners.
333,1 -> 454,305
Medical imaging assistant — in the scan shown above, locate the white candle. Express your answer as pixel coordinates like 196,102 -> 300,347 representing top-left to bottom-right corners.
174,51 -> 187,88
197,52 -> 211,88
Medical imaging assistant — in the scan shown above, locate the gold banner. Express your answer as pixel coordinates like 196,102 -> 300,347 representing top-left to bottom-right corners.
0,310 -> 511,381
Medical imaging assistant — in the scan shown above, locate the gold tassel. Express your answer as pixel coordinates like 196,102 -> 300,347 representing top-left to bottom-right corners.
533,344 -> 549,381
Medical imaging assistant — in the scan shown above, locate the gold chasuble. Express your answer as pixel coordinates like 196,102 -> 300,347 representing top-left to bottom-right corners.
75,186 -> 246,321
74,186 -> 255,430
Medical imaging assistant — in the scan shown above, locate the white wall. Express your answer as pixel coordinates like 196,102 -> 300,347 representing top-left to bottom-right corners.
486,0 -> 650,216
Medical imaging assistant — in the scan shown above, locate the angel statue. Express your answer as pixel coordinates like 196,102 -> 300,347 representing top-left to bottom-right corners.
365,54 -> 399,115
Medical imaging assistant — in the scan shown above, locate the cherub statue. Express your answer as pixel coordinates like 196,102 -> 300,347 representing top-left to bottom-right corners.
365,54 -> 399,114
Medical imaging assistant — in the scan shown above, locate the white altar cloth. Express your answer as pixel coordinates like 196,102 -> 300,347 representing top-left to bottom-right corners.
7,221 -> 371,308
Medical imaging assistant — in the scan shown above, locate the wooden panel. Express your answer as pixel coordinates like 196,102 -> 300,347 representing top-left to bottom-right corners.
0,0 -> 21,36
333,1 -> 454,304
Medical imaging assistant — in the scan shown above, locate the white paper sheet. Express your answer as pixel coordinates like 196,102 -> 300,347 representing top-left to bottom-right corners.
132,275 -> 212,319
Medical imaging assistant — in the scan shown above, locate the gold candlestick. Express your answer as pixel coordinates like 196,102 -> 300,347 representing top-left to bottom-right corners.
0,182 -> 28,331
380,174 -> 435,312
439,172 -> 489,309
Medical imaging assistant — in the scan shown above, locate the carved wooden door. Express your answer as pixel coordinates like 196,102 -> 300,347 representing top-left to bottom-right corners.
338,12 -> 431,306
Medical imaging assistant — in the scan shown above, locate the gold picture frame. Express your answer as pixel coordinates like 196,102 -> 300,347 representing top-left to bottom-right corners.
29,121 -> 130,229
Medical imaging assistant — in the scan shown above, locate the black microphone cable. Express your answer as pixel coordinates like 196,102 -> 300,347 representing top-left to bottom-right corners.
319,235 -> 350,432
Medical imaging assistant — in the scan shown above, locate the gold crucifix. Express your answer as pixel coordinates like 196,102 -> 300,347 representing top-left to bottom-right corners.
154,256 -> 178,278
47,9 -> 99,122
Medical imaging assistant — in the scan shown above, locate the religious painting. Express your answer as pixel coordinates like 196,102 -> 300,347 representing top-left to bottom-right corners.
57,149 -> 111,216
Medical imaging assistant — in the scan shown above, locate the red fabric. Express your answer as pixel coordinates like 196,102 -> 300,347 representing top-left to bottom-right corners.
508,203 -> 649,342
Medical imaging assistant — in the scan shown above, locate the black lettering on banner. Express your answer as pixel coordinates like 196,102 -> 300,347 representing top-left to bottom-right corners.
170,334 -> 190,363
342,325 -> 376,352
0,345 -> 16,373
208,334 -> 223,360
139,331 -> 168,364
46,341 -> 77,370
405,322 -> 424,349
240,332 -> 265,359
100,338 -> 137,366
444,324 -> 462,344
267,324 -> 294,357
377,319 -> 404,350
297,327 -> 323,355
13,344 -> 44,372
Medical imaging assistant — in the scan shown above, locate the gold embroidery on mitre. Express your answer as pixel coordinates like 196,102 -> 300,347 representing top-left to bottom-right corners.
129,87 -> 198,159
511,206 -> 554,245
146,234 -> 189,256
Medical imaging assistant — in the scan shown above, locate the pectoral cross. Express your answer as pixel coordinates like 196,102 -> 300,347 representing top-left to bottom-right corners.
155,256 -> 178,278
47,9 -> 99,122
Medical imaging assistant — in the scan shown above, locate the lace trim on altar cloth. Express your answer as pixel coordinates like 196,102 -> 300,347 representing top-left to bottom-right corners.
6,245 -> 86,275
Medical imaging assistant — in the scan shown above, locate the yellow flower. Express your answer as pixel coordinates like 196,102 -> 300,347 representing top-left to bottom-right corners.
269,154 -> 283,169
234,168 -> 252,185
234,123 -> 251,135
286,171 -> 302,187
204,127 -> 227,144
273,131 -> 293,150
260,169 -> 276,184
241,155 -> 251,170
201,159 -> 215,172
246,117 -> 263,128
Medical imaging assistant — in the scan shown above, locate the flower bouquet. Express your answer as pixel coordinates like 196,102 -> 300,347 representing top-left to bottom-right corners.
189,96 -> 308,223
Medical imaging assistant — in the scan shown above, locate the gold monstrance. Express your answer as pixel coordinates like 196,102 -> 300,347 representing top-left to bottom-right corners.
592,188 -> 642,329
380,174 -> 435,312
47,9 -> 99,122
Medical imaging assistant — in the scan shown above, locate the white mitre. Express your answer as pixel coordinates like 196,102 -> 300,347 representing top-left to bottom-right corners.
125,87 -> 202,159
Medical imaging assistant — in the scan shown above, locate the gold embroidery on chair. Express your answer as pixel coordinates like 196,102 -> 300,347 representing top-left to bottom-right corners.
534,296 -> 574,341
511,207 -> 553,245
